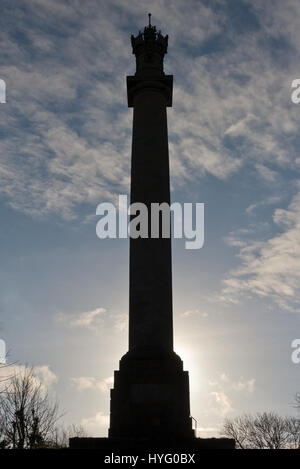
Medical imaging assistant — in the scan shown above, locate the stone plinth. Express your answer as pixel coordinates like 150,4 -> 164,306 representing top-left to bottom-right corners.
109,351 -> 194,439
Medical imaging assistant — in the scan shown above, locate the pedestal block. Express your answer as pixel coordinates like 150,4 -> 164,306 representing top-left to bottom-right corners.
109,351 -> 194,439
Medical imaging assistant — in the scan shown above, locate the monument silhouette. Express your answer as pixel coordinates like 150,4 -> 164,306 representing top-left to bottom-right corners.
70,16 -> 234,451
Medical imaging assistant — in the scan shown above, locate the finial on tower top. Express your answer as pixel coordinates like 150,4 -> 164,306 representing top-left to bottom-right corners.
130,16 -> 169,77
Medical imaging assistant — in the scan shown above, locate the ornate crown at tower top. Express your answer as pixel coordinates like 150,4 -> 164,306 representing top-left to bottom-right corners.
130,14 -> 168,76
131,14 -> 168,55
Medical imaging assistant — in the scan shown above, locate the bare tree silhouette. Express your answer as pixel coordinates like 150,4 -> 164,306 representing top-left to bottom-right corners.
51,423 -> 88,448
223,412 -> 300,449
0,366 -> 60,448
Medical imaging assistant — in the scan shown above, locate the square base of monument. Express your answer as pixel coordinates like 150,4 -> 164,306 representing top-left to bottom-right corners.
69,437 -> 235,450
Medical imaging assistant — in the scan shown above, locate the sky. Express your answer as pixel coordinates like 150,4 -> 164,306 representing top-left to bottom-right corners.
1,0 -> 300,437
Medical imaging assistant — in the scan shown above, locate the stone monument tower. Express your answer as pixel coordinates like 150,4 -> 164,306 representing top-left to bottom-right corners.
109,14 -> 194,440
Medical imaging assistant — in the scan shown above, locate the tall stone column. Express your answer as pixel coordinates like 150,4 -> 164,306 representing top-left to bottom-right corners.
109,17 -> 194,440
128,72 -> 173,356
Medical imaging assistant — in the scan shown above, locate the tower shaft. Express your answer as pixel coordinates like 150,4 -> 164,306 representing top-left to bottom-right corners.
129,86 -> 173,355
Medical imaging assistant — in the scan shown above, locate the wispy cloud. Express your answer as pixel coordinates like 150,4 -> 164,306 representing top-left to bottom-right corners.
0,364 -> 58,393
209,391 -> 233,417
34,365 -> 58,388
181,309 -> 208,318
81,411 -> 109,435
56,307 -> 106,329
1,0 -> 300,221
210,372 -> 256,395
222,190 -> 300,311
246,196 -> 283,215
232,378 -> 256,393
71,375 -> 113,392
113,313 -> 128,332
255,164 -> 279,183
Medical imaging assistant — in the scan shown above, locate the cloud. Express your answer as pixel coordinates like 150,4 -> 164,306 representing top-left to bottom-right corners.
222,190 -> 300,311
210,391 -> 233,416
70,308 -> 106,327
199,372 -> 255,432
255,164 -> 279,183
207,375 -> 255,418
209,373 -> 256,395
181,309 -> 208,318
113,313 -> 128,332
0,364 -> 58,393
34,365 -> 58,388
246,196 -> 283,215
0,0 -> 299,220
220,372 -> 229,383
196,426 -> 219,435
232,378 -> 256,393
0,1 -> 132,220
196,425 -> 222,439
56,307 -> 106,329
56,307 -> 127,334
81,411 -> 109,435
71,376 -> 113,392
